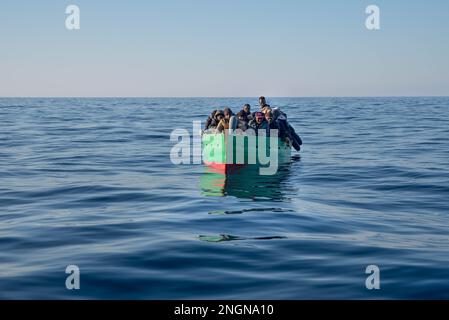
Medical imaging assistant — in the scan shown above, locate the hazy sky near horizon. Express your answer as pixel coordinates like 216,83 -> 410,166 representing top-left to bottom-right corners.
1,0 -> 449,97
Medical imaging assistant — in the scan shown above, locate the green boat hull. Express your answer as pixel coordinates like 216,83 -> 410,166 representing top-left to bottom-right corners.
202,133 -> 292,174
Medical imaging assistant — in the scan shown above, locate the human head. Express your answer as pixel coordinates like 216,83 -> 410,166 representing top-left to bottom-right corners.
255,112 -> 264,124
259,96 -> 267,107
237,111 -> 247,121
265,110 -> 273,123
243,104 -> 251,114
223,107 -> 233,119
215,110 -> 224,121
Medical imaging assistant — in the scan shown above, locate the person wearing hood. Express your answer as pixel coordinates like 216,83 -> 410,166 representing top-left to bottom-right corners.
217,108 -> 234,132
206,110 -> 224,130
209,110 -> 224,129
205,110 -> 218,130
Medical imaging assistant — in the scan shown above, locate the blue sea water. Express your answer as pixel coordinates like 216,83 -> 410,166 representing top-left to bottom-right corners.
1,97 -> 449,299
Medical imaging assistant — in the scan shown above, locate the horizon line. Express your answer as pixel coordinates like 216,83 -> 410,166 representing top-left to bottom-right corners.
1,95 -> 449,99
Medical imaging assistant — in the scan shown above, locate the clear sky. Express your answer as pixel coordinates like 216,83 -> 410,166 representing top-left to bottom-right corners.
1,0 -> 448,97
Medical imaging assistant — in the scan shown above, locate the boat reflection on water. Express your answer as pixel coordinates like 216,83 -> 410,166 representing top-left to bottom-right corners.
200,162 -> 295,201
198,234 -> 287,243
198,158 -> 300,243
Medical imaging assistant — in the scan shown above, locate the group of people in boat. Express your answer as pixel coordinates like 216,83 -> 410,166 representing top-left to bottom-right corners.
204,96 -> 302,151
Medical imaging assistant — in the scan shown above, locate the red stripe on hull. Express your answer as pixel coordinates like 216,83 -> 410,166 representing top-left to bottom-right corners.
204,162 -> 246,174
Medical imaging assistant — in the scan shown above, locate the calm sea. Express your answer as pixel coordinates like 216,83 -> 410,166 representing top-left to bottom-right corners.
1,97 -> 449,299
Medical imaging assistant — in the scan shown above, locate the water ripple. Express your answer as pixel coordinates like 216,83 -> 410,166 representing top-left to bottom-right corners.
1,97 -> 449,299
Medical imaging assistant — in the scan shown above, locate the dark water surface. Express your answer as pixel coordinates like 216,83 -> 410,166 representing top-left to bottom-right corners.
1,97 -> 449,299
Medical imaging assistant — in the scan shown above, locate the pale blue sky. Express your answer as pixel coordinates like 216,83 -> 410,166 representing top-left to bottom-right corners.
1,0 -> 448,97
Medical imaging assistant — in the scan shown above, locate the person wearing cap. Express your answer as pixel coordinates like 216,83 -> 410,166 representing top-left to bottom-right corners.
217,108 -> 234,133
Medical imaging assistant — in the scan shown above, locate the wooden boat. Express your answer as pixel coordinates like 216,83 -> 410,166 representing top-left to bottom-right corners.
202,132 -> 292,174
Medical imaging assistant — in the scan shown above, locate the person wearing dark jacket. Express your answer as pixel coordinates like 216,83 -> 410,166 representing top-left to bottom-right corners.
248,112 -> 268,134
205,110 -> 224,130
272,108 -> 302,150
259,96 -> 267,109
236,111 -> 248,131
265,110 -> 278,130
217,108 -> 234,132
205,110 -> 218,130
242,104 -> 253,121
